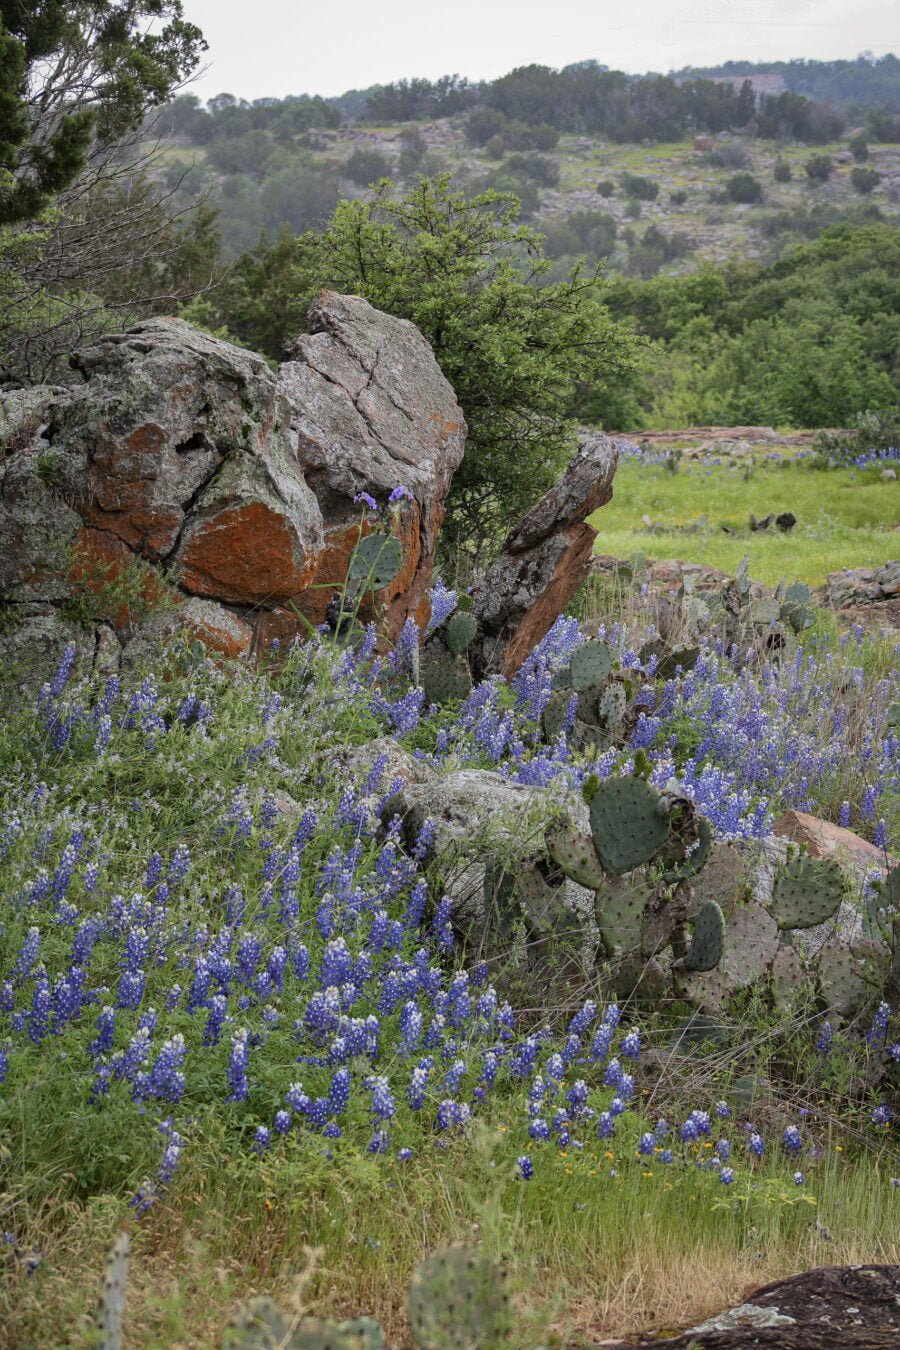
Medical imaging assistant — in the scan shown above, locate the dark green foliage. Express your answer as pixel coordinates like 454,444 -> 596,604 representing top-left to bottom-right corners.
601,223 -> 900,427
588,775 -> 670,876
849,135 -> 869,162
850,166 -> 881,195
0,1 -> 205,224
686,900 -> 726,971
210,175 -> 634,546
725,173 -> 763,204
773,159 -> 792,183
620,172 -> 659,201
804,154 -> 833,182
542,208 -> 617,262
771,856 -> 847,930
596,179 -> 616,196
669,189 -> 687,205
501,152 -> 559,186
343,149 -> 391,186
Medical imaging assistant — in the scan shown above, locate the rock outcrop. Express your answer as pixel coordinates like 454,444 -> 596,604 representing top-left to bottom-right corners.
0,293 -> 466,664
470,432 -> 618,678
604,1265 -> 900,1349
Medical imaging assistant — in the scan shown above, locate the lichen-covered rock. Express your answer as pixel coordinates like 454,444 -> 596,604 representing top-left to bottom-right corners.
469,433 -> 617,678
0,296 -> 467,654
278,291 -> 466,634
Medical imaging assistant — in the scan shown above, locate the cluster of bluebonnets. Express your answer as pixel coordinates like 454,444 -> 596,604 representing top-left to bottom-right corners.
0,582 -> 896,1222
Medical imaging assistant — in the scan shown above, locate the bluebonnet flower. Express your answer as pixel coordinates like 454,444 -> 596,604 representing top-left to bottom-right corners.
621,1029 -> 641,1060
226,1029 -> 250,1102
715,1100 -> 730,1119
872,1103 -> 892,1125
517,1155 -> 533,1180
720,1168 -> 734,1184
425,580 -> 458,634
328,1067 -> 351,1116
596,1112 -> 616,1138
748,1132 -> 764,1158
638,1132 -> 655,1156
783,1125 -> 803,1153
838,801 -> 851,828
793,1172 -> 805,1185
253,1126 -> 271,1154
816,1021 -> 834,1054
273,1110 -> 292,1135
866,1001 -> 891,1048
397,1148 -> 414,1162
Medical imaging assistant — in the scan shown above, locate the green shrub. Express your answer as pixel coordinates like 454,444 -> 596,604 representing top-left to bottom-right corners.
850,166 -> 881,195
342,149 -> 391,186
596,179 -> 616,196
849,135 -> 869,162
669,189 -> 687,206
805,154 -> 833,182
725,173 -> 763,203
620,172 -> 659,201
773,158 -> 792,183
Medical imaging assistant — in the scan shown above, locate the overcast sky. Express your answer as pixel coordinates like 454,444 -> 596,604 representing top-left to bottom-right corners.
181,0 -> 900,103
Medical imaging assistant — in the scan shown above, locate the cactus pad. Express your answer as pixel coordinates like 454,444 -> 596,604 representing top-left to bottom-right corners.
421,649 -> 472,705
816,939 -> 891,1019
588,775 -> 670,876
546,818 -> 606,889
686,900 -> 725,971
223,1306 -> 368,1350
770,855 -> 847,930
347,533 -> 403,589
570,639 -> 613,691
407,1243 -> 511,1350
595,880 -> 650,955
446,611 -> 478,657
596,681 -> 628,730
96,1232 -> 129,1350
542,689 -> 573,742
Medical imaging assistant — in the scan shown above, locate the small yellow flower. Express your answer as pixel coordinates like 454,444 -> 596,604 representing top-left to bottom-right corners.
643,1171 -> 654,1177
604,1150 -> 615,1160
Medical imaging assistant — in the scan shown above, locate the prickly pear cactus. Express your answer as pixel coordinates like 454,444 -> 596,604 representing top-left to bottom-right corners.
96,1232 -> 129,1350
588,775 -> 670,876
816,939 -> 891,1020
779,581 -> 815,634
347,533 -> 403,589
639,639 -> 700,680
223,1304 -> 369,1350
570,638 -> 613,690
546,817 -> 606,889
769,855 -> 847,930
685,900 -> 725,972
769,942 -> 807,1011
421,648 -> 473,705
595,879 -> 651,955
446,611 -> 478,657
407,1243 -> 511,1350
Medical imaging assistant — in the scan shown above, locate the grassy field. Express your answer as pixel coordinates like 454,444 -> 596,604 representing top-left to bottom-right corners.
589,455 -> 898,587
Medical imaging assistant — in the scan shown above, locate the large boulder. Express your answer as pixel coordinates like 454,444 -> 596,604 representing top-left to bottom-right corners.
277,292 -> 466,634
469,433 -> 618,678
0,294 -> 467,655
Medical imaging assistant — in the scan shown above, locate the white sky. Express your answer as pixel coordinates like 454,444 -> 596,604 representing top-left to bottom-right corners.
181,0 -> 900,103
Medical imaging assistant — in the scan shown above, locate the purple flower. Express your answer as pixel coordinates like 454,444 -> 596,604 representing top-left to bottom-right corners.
517,1155 -> 534,1180
389,486 -> 412,503
353,492 -> 378,511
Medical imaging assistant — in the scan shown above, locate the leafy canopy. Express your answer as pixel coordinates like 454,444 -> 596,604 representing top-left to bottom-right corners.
215,174 -> 636,548
0,1 -> 205,224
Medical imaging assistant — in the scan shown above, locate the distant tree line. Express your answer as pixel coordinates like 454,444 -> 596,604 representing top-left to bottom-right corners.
676,54 -> 900,115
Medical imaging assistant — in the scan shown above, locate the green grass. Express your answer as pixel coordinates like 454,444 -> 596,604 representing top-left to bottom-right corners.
5,1115 -> 898,1347
590,456 -> 898,587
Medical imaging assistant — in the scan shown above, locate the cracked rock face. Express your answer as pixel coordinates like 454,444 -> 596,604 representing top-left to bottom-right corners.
469,432 -> 618,678
0,294 -> 466,659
